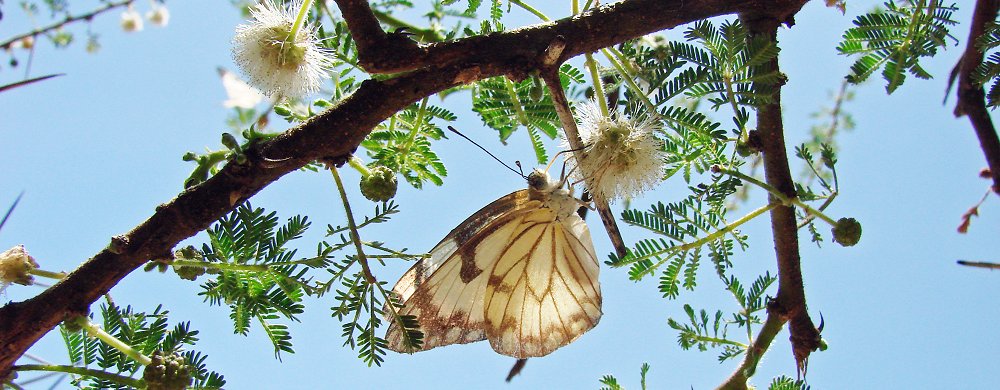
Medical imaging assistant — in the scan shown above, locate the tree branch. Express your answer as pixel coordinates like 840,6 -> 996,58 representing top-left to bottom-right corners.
332,0 -> 425,73
738,8 -> 820,382
0,0 -> 809,378
954,0 -> 1000,194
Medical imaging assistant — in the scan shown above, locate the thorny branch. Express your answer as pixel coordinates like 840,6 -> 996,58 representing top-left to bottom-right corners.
717,9 -> 821,390
954,0 -> 1000,194
0,0 -> 810,380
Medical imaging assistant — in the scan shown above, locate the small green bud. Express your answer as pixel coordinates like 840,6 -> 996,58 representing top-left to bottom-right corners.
735,140 -> 753,157
359,166 -> 398,202
220,133 -> 240,151
273,105 -> 292,116
182,152 -> 198,162
143,351 -> 193,390
62,315 -> 88,333
173,265 -> 206,281
832,217 -> 862,247
529,77 -> 544,102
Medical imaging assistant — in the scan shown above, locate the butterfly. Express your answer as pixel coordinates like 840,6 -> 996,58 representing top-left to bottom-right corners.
385,167 -> 602,358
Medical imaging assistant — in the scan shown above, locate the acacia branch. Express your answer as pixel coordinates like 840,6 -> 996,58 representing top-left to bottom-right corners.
719,9 -> 820,389
0,0 -> 809,379
954,0 -> 1000,194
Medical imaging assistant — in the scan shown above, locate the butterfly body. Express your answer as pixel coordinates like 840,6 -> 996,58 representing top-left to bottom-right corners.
386,170 -> 602,358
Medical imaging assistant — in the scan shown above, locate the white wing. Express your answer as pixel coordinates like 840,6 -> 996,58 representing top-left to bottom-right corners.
385,190 -> 537,352
386,189 -> 602,358
483,207 -> 601,358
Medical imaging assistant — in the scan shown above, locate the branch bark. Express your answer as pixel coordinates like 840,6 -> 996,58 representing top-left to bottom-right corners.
725,9 -> 820,388
954,0 -> 1000,194
0,0 -> 810,378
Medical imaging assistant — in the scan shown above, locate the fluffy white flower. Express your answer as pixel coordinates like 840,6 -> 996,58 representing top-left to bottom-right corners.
147,4 -> 170,27
0,245 -> 38,292
120,7 -> 144,32
569,100 -> 665,201
231,0 -> 331,98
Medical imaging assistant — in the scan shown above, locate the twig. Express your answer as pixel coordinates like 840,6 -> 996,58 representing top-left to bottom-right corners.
0,0 -> 134,50
540,61 -> 629,259
954,0 -> 1000,194
957,260 -> 1000,269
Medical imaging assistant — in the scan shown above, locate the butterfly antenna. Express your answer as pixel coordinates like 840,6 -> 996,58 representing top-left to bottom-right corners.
447,126 -> 525,179
514,161 -> 525,177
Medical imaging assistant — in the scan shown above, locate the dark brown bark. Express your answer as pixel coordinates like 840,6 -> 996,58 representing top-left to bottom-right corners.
954,0 -> 1000,194
0,0 -> 811,378
742,10 -> 820,375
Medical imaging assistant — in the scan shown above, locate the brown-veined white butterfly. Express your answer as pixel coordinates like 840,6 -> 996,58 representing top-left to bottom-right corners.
385,166 -> 602,358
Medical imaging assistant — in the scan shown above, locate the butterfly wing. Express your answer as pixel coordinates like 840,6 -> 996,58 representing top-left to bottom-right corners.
483,207 -> 601,358
386,190 -> 539,353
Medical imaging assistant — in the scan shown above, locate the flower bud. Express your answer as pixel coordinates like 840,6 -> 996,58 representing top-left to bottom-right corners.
832,217 -> 862,247
360,166 -> 398,202
0,245 -> 39,286
143,351 -> 193,390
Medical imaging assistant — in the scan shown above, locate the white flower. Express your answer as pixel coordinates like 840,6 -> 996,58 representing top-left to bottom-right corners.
120,7 -> 144,32
0,245 -> 39,291
147,4 -> 170,27
231,1 -> 331,98
569,100 -> 665,201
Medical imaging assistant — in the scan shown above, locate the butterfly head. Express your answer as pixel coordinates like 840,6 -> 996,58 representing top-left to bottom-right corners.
526,169 -> 559,193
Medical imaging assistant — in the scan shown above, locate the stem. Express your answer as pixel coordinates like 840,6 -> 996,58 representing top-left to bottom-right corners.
511,0 -> 550,21
79,318 -> 152,366
630,203 -> 776,279
171,259 -> 269,273
13,364 -> 144,388
600,48 -> 657,113
371,10 -> 444,42
399,98 -> 430,164
502,78 -> 530,126
288,0 -> 316,42
0,0 -> 134,50
715,166 -> 838,226
716,309 -> 786,390
584,53 -> 609,117
28,268 -> 66,280
541,69 -> 629,259
348,156 -> 371,176
330,167 -> 376,283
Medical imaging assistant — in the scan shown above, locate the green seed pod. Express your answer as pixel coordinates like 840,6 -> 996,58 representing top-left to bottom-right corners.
360,166 -> 398,202
832,217 -> 862,247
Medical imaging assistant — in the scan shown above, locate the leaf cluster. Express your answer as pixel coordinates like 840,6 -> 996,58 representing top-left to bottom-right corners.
197,203 -> 332,358
972,22 -> 1000,108
471,64 -> 584,164
838,0 -> 958,93
322,201 -> 426,366
60,304 -> 224,389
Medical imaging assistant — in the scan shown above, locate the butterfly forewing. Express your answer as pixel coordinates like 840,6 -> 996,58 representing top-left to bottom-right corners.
386,173 -> 602,358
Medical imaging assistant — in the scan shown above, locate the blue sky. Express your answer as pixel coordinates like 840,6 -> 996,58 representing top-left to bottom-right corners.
3,1 -> 1000,389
